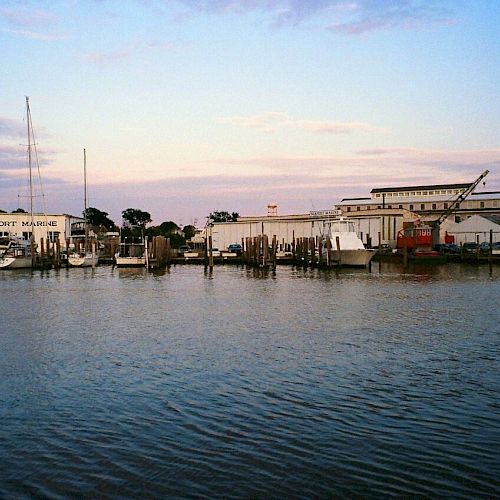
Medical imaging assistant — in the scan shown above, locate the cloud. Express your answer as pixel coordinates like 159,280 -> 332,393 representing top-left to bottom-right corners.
1,6 -> 57,27
2,28 -> 66,40
0,145 -> 26,170
0,118 -> 25,139
327,0 -> 456,35
219,112 -> 385,134
0,5 -> 66,40
84,39 -> 175,65
174,0 -> 457,32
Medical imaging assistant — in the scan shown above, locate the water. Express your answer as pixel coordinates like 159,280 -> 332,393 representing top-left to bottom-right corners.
1,263 -> 499,498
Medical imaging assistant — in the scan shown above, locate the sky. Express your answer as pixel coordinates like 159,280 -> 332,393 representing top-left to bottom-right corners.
1,0 -> 499,227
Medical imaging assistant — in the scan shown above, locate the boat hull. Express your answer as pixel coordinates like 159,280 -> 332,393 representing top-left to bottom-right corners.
68,253 -> 99,267
0,256 -> 32,269
333,249 -> 376,267
115,256 -> 146,267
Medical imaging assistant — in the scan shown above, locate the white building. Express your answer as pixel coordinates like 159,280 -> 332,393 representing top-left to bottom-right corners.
442,215 -> 500,245
0,212 -> 84,249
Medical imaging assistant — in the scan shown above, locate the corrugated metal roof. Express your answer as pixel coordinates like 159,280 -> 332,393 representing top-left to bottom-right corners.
370,183 -> 471,193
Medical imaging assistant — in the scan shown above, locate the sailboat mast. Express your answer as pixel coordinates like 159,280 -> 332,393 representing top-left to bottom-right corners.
83,148 -> 89,251
26,97 -> 35,267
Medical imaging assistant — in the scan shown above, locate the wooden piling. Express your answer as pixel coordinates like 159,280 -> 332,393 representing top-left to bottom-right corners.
335,236 -> 341,268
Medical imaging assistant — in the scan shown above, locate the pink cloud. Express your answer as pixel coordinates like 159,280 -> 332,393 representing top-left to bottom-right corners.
219,112 -> 385,134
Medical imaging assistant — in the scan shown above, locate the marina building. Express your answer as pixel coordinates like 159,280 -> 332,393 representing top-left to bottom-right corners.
0,212 -> 84,249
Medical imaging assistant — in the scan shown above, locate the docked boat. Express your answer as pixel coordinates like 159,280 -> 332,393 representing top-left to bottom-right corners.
68,149 -> 99,267
0,237 -> 33,269
114,241 -> 146,267
324,219 -> 376,267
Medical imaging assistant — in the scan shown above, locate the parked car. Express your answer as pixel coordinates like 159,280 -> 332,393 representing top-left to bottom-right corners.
438,243 -> 460,254
227,243 -> 242,254
479,241 -> 500,253
178,245 -> 191,255
209,248 -> 221,257
462,242 -> 479,253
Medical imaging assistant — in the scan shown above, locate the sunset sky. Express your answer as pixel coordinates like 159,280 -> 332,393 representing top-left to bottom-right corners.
1,0 -> 499,227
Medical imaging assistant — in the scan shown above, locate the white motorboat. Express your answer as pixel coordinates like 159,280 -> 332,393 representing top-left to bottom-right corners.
114,241 -> 146,267
324,219 -> 376,267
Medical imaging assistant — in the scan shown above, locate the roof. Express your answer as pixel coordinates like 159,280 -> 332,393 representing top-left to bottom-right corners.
482,214 -> 500,225
371,183 -> 471,194
340,197 -> 371,202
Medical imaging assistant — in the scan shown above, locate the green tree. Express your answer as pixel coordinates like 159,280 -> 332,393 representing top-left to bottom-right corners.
208,210 -> 239,223
122,208 -> 152,228
12,208 -> 27,213
182,225 -> 196,240
84,207 -> 117,230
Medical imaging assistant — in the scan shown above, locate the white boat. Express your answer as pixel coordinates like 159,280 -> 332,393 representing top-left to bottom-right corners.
68,149 -> 99,267
68,251 -> 99,267
114,241 -> 146,267
324,219 -> 376,267
0,237 -> 33,269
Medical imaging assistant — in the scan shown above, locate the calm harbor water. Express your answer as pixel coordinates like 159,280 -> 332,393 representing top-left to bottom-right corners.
1,262 -> 499,499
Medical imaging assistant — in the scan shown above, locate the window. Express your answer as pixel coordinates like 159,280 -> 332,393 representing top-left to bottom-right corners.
444,203 -> 448,209
420,204 -> 425,210
480,201 -> 485,208
347,207 -> 351,212
409,204 -> 414,210
22,232 -> 32,240
432,203 -> 437,210
48,231 -> 60,242
411,192 -> 416,196
388,205 -> 392,209
356,206 -> 360,211
399,205 -> 403,209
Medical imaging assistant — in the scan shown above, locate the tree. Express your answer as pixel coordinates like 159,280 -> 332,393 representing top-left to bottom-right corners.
122,208 -> 152,228
84,207 -> 117,230
12,208 -> 27,213
208,210 -> 239,223
0,209 -> 7,213
182,225 -> 196,240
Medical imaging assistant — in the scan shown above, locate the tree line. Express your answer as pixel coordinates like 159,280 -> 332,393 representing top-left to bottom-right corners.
1,206 -> 239,248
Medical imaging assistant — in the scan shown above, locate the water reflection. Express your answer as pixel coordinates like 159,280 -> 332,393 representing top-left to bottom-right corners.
0,264 -> 499,498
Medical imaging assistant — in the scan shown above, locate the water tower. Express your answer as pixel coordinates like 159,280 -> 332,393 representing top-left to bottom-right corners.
267,202 -> 278,217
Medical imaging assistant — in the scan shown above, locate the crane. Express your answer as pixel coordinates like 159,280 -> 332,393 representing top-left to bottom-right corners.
432,169 -> 489,228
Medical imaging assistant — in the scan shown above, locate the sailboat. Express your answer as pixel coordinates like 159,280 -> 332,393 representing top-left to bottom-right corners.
0,97 -> 40,270
68,149 -> 99,267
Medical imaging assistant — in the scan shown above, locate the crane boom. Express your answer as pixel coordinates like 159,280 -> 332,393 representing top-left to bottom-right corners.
433,170 -> 489,227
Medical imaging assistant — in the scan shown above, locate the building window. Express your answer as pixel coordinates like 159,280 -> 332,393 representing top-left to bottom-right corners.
432,203 -> 437,210
347,207 -> 351,212
356,206 -> 360,211
399,205 -> 403,209
48,231 -> 60,242
388,205 -> 392,209
409,204 -> 414,210
444,203 -> 448,209
420,204 -> 425,210
480,201 -> 485,208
